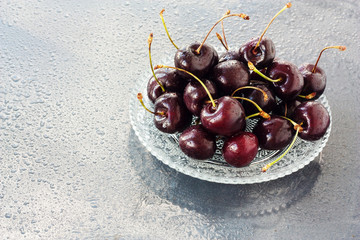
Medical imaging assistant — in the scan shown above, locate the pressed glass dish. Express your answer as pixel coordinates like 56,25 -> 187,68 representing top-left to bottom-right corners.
129,55 -> 332,185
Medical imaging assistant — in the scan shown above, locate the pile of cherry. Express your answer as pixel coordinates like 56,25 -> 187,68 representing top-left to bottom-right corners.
137,3 -> 345,172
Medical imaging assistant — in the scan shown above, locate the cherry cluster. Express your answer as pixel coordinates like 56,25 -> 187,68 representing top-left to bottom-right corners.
138,3 -> 345,172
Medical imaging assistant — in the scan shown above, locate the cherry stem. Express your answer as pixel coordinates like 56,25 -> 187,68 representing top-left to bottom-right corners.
312,45 -> 346,73
232,96 -> 270,119
159,9 -> 179,50
148,33 -> 166,93
246,112 -> 261,119
298,92 -> 316,100
230,86 -> 269,102
284,102 -> 288,117
137,93 -> 165,116
262,126 -> 299,172
154,65 -> 216,108
248,61 -> 282,82
195,13 -> 249,54
221,21 -> 228,49
254,2 -> 291,52
280,116 -> 304,132
221,12 -> 229,49
216,32 -> 228,50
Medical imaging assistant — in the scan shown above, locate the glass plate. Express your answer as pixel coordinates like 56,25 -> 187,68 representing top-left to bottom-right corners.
129,55 -> 332,184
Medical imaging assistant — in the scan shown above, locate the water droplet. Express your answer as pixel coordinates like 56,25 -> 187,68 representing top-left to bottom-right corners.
96,128 -> 105,136
11,143 -> 19,148
11,75 -> 21,82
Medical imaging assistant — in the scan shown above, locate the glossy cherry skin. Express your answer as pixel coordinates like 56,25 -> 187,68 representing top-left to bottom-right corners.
241,84 -> 276,116
222,132 -> 259,167
179,125 -> 216,160
219,50 -> 241,63
212,60 -> 249,96
147,69 -> 187,103
299,63 -> 326,100
174,42 -> 219,78
253,116 -> 294,150
154,92 -> 192,133
293,101 -> 330,141
267,59 -> 304,101
200,96 -> 246,137
273,100 -> 301,118
239,37 -> 276,69
183,79 -> 218,116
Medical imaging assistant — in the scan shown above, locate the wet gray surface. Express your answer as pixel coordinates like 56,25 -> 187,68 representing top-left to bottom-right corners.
0,0 -> 359,239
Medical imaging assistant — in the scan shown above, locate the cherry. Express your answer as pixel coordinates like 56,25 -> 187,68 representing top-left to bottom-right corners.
253,115 -> 294,150
174,42 -> 219,78
239,37 -> 276,69
239,3 -> 291,69
266,59 -> 304,101
261,119 -> 302,172
160,10 -> 218,78
200,96 -> 246,137
137,93 -> 191,134
179,125 -> 216,160
222,132 -> 259,167
293,101 -> 330,141
173,12 -> 249,78
299,46 -> 346,100
212,60 -> 250,96
147,69 -> 186,103
241,84 -> 276,116
153,92 -> 192,133
298,64 -> 325,100
183,79 -> 218,116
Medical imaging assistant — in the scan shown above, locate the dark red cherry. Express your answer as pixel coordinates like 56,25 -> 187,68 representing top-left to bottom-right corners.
179,125 -> 216,160
298,63 -> 326,100
183,79 -> 218,116
239,2 -> 292,70
200,96 -> 246,137
297,45 -> 345,100
218,50 -> 241,63
147,69 -> 187,103
273,100 -> 301,118
212,60 -> 249,96
267,59 -> 304,101
222,132 -> 259,167
239,37 -> 275,69
253,116 -> 294,150
174,42 -> 218,78
154,92 -> 192,133
241,84 -> 276,116
293,101 -> 330,141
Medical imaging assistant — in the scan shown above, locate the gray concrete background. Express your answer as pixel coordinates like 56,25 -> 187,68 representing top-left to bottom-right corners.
0,0 -> 359,239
